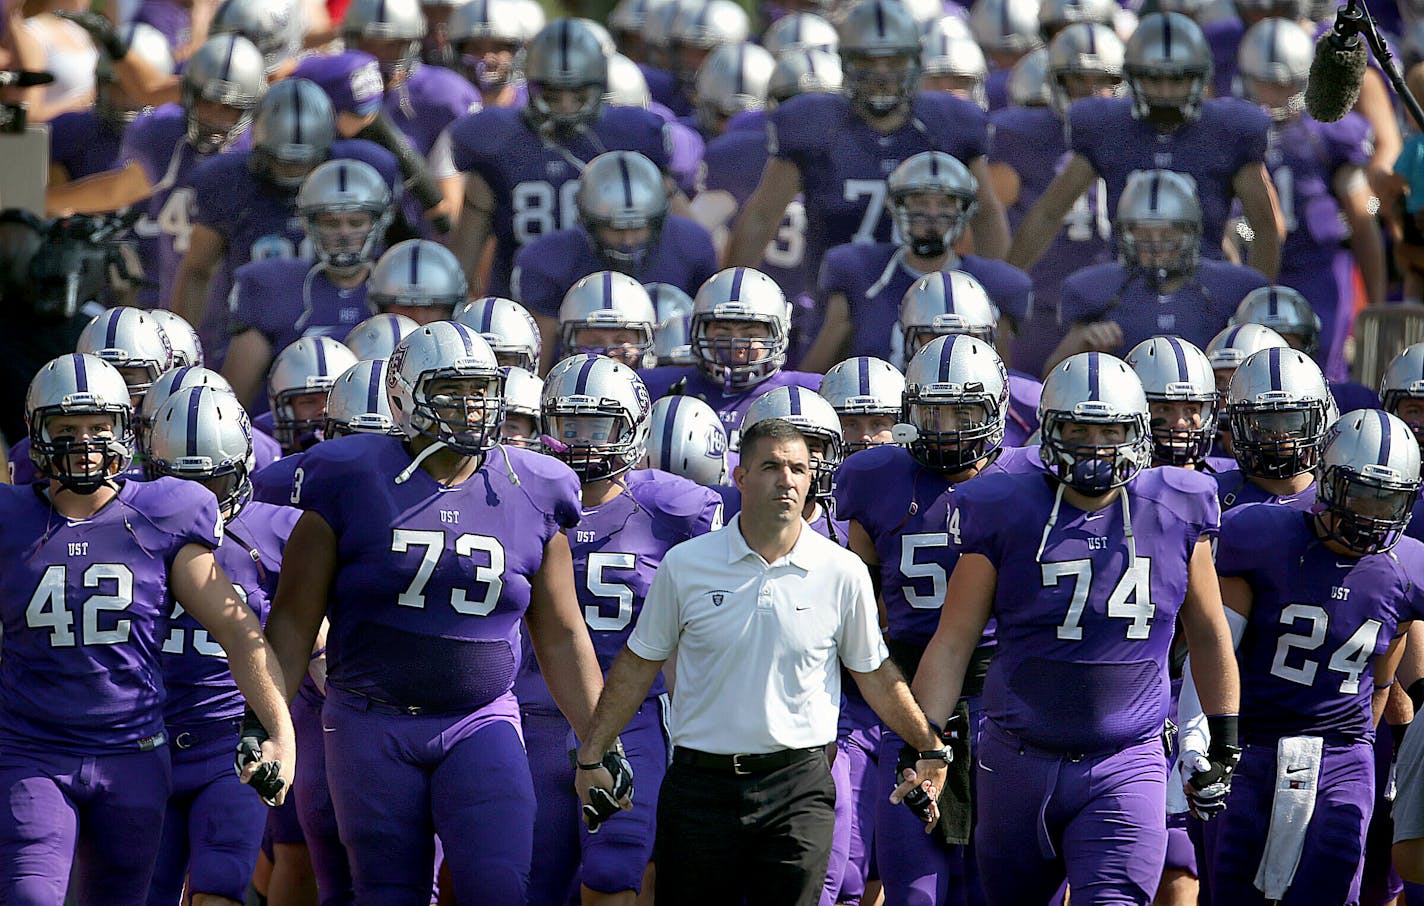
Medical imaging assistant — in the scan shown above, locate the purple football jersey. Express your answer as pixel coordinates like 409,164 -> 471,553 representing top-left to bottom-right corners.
1059,258 -> 1269,355
289,433 -> 580,711
985,66 -> 1010,112
132,0 -> 191,49
1068,95 -> 1270,259
816,241 -> 1033,363
637,365 -> 822,449
251,450 -> 301,506
515,469 -> 722,714
291,51 -> 385,118
989,105 -> 1114,377
448,105 -> 672,296
1331,380 -> 1381,413
769,91 -> 989,280
640,64 -> 688,117
951,465 -> 1220,751
1006,370 -> 1042,446
1205,17 -> 1244,101
1267,115 -> 1372,278
387,64 -> 481,157
253,429 -> 281,470
187,139 -> 399,360
1218,504 -> 1424,743
659,109 -> 705,199
510,217 -> 718,320
833,443 -> 1040,646
50,110 -> 124,181
162,500 -> 300,727
120,104 -> 234,308
1211,469 -> 1318,511
228,257 -> 376,355
0,477 -> 222,752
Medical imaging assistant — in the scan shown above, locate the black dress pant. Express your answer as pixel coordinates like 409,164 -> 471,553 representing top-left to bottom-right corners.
654,748 -> 836,906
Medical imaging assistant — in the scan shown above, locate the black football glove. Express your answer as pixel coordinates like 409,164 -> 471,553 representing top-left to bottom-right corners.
235,707 -> 285,807
577,742 -> 634,833
896,722 -> 951,823
1183,714 -> 1240,821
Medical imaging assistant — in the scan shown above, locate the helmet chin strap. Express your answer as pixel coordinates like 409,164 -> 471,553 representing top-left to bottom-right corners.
395,438 -> 448,484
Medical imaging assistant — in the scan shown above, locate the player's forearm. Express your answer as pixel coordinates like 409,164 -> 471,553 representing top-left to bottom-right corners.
1349,210 -> 1387,306
264,602 -> 323,703
535,627 -> 606,741
909,637 -> 974,730
173,262 -> 216,328
968,190 -> 1010,260
46,166 -> 151,215
1006,205 -> 1059,271
449,211 -> 491,298
1182,620 -> 1240,718
575,645 -> 663,761
228,635 -> 296,747
800,316 -> 849,375
723,200 -> 779,269
853,659 -> 940,750
1244,220 -> 1282,281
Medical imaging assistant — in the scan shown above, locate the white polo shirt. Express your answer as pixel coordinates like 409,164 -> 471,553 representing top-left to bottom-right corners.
628,513 -> 888,755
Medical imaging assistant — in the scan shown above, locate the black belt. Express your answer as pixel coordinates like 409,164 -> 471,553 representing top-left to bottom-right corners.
672,746 -> 823,776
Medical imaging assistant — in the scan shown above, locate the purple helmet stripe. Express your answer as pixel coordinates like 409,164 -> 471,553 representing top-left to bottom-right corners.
73,354 -> 89,393
1377,408 -> 1392,466
367,360 -> 383,414
658,395 -> 681,472
457,323 -> 474,356
408,242 -> 421,286
221,33 -> 237,78
938,334 -> 959,382
875,0 -> 886,36
1162,13 -> 1173,56
314,338 -> 328,374
376,0 -> 388,24
857,356 -> 871,396
1148,173 -> 1161,212
729,267 -> 745,299
1267,346 -> 1282,391
618,155 -> 635,208
480,300 -> 497,333
573,353 -> 600,394
105,310 -> 122,348
185,387 -> 205,456
1087,23 -> 1097,53
787,386 -> 803,416
602,271 -> 615,309
292,81 -> 304,144
558,20 -> 570,72
1267,287 -> 1279,318
941,272 -> 956,312
1167,336 -> 1188,380
337,162 -> 348,192
1223,324 -> 1247,346
389,316 -> 403,346
1087,351 -> 1101,400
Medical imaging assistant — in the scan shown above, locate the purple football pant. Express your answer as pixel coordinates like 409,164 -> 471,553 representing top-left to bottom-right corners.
833,702 -> 881,906
294,685 -> 353,906
147,720 -> 267,904
1211,738 -> 1374,906
820,747 -> 853,906
1163,813 -> 1198,878
1362,728 -> 1404,906
1279,249 -> 1355,383
875,698 -> 987,906
0,744 -> 171,906
525,696 -> 669,903
974,722 -> 1168,906
323,687 -> 534,906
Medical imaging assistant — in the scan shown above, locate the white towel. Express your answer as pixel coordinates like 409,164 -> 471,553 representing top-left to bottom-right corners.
1254,735 -> 1324,901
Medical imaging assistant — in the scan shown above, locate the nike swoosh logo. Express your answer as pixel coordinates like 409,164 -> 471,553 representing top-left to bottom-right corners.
795,605 -> 810,611
322,726 -> 337,733
977,758 -> 994,773
1084,513 -> 1104,521
1285,766 -> 1310,775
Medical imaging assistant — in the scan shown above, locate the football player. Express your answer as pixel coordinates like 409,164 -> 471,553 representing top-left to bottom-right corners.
909,351 -> 1240,905
1125,335 -> 1224,471
1049,170 -> 1269,371
1008,12 -> 1285,281
144,386 -> 302,906
0,355 -> 293,904
368,239 -> 469,326
453,295 -> 543,374
520,354 -> 721,906
263,322 -> 604,904
556,271 -> 660,371
817,355 -> 904,453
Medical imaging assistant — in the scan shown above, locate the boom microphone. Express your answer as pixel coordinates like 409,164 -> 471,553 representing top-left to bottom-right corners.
0,71 -> 54,87
1305,1 -> 1369,122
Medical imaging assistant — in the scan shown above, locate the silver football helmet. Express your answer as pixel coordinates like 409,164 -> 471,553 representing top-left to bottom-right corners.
690,267 -> 791,391
820,355 -> 905,450
541,353 -> 652,481
1048,22 -> 1125,114
763,12 -> 839,55
76,307 -> 175,400
1316,409 -> 1422,555
645,394 -> 727,484
387,321 -> 505,455
1039,352 -> 1153,493
211,0 -> 301,74
1226,346 -> 1334,479
147,310 -> 204,368
920,23 -> 987,107
448,0 -> 539,89
369,240 -> 468,316
296,159 -> 394,271
523,19 -> 610,135
606,52 -> 653,107
642,0 -> 693,70
1039,0 -> 1118,39
648,282 -> 696,365
767,47 -> 845,104
1230,285 -> 1322,358
1125,335 -> 1218,466
1237,17 -> 1312,121
695,42 -> 775,134
345,312 -> 419,361
899,334 -> 1008,471
671,0 -> 751,86
146,386 -> 256,518
25,354 -> 134,492
499,365 -> 544,447
250,79 -> 337,190
181,34 -> 267,153
898,269 -> 999,359
742,384 -> 843,497
453,296 -> 543,373
1007,47 -> 1052,108
1124,13 -> 1213,126
1380,343 -> 1424,450
968,0 -> 1043,55
137,365 -> 234,456
267,336 -> 360,451
95,23 -> 175,129
325,359 -> 402,438
1205,322 -> 1289,371
558,271 -> 658,367
576,151 -> 670,273
1117,169 -> 1202,281
886,151 -> 979,259
344,0 -> 426,80
839,0 -> 922,118
610,0 -> 670,42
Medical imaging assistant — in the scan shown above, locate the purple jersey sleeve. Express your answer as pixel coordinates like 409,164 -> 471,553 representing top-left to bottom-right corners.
251,451 -> 303,506
388,64 -> 481,156
50,111 -> 123,180
292,51 -> 385,116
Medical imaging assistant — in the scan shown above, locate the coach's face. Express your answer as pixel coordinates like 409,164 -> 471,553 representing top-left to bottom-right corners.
735,435 -> 812,528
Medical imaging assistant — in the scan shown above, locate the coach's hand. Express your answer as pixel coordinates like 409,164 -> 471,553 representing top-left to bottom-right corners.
235,707 -> 295,807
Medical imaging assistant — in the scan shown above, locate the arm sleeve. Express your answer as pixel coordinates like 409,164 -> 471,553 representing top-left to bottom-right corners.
627,552 -> 683,660
836,557 -> 890,672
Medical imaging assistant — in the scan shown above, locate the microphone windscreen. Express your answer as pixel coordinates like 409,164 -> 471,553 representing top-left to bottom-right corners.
1305,34 -> 1367,122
